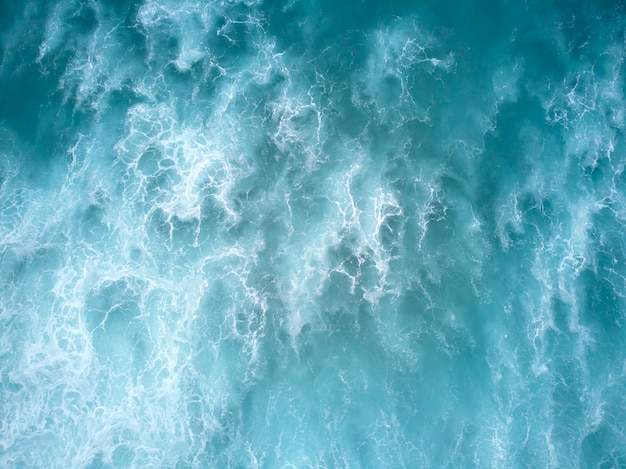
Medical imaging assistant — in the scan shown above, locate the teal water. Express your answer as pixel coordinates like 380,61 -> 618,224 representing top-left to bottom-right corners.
1,0 -> 626,467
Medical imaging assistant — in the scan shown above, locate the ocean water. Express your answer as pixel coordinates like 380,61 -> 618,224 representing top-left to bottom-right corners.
1,0 -> 625,467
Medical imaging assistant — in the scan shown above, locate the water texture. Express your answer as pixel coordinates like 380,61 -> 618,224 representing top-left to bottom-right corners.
1,0 -> 625,467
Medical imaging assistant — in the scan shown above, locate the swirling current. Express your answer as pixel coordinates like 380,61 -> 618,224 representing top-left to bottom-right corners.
1,0 -> 626,467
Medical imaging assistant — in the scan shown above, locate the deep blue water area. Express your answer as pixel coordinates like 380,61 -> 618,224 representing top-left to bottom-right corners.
1,0 -> 626,467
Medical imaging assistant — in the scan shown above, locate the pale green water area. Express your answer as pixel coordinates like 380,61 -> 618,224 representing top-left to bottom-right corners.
1,0 -> 626,467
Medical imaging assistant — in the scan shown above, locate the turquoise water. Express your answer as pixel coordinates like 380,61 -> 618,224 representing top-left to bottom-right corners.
1,0 -> 625,467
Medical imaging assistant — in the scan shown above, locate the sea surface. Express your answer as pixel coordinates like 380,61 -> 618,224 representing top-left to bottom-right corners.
1,0 -> 626,467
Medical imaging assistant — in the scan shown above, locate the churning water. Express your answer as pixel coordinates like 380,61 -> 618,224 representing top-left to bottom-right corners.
1,0 -> 626,467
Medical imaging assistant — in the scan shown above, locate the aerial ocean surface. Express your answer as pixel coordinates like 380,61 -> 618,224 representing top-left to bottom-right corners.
1,0 -> 626,467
